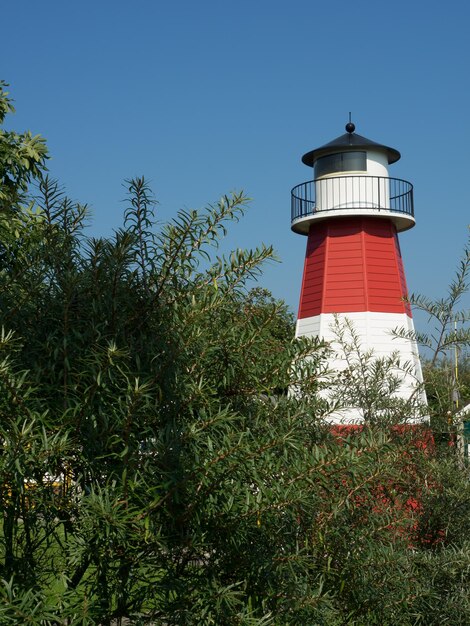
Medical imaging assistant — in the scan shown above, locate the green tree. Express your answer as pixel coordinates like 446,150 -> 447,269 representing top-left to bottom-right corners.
1,82 -> 470,626
0,81 -> 48,209
394,231 -> 470,442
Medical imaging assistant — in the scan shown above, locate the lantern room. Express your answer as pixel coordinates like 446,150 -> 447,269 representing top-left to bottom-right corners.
291,122 -> 415,235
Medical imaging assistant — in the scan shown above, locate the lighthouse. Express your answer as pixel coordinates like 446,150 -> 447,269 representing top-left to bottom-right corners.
291,121 -> 426,422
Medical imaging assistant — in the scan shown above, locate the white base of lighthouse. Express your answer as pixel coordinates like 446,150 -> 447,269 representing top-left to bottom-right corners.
296,311 -> 427,424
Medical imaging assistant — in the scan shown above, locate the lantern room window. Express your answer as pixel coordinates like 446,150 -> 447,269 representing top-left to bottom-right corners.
314,151 -> 367,178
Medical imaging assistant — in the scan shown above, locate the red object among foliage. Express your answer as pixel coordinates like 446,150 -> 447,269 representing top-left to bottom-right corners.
329,423 -> 438,545
330,423 -> 434,449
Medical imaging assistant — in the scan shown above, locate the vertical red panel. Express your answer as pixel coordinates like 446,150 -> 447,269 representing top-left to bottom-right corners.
394,234 -> 412,317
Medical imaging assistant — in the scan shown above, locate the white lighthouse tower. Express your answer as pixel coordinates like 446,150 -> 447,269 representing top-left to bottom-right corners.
291,121 -> 425,422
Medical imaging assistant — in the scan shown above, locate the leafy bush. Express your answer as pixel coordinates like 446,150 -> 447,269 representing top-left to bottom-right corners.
1,82 -> 470,625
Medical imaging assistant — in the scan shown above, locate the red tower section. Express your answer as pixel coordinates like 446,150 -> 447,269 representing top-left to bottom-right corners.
298,217 -> 412,319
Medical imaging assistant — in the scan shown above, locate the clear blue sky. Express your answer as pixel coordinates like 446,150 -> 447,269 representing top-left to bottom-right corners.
2,0 -> 469,335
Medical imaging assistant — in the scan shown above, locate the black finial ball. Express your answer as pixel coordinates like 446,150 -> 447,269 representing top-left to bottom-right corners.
345,122 -> 355,134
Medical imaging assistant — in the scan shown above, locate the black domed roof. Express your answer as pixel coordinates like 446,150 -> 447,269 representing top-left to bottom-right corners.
301,127 -> 401,167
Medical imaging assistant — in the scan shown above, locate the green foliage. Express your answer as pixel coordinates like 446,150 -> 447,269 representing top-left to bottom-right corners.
0,168 -> 325,622
0,82 -> 470,625
0,177 -> 467,624
393,231 -> 470,442
0,82 -> 48,208
407,232 -> 470,365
